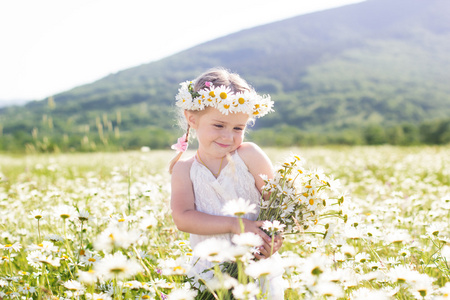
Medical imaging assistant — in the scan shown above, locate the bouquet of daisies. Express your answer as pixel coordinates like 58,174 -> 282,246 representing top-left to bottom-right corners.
258,154 -> 346,240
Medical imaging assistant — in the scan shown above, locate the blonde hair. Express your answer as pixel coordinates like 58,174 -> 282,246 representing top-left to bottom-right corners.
168,67 -> 254,174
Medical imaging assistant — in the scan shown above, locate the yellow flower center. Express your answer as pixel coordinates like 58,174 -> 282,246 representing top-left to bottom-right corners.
142,296 -> 151,299
173,266 -> 186,273
223,104 -> 230,109
209,91 -> 215,97
220,92 -> 227,99
238,97 -> 245,104
309,199 -> 314,205
118,218 -> 125,222
88,258 -> 96,262
5,244 -> 12,247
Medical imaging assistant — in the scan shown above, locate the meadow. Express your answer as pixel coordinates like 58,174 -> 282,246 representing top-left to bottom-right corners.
0,146 -> 449,299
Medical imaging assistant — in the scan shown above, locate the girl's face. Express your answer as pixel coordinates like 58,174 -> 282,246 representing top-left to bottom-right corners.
186,107 -> 250,158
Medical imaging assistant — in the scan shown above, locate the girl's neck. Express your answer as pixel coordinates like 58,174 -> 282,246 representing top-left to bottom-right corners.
196,150 -> 227,178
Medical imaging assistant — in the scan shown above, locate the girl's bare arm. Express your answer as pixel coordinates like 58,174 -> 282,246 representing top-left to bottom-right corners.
170,158 -> 271,243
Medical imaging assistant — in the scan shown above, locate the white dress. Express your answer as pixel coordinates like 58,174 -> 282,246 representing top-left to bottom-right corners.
189,151 -> 285,299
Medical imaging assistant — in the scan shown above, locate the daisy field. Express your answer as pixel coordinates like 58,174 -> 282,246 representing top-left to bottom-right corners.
0,146 -> 449,299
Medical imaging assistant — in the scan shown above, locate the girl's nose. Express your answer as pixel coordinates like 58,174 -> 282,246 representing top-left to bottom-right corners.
222,130 -> 233,141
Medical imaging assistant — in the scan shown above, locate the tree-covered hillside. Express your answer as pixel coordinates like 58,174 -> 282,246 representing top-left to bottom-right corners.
1,0 -> 450,152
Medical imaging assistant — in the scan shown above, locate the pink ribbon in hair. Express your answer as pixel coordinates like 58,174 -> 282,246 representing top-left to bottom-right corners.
205,81 -> 212,87
171,134 -> 188,152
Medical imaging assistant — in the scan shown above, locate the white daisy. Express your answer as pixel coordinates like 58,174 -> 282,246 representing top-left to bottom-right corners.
85,293 -> 112,300
77,209 -> 91,222
28,252 -> 61,267
63,279 -> 85,292
193,238 -> 233,263
123,280 -> 143,290
351,287 -> 390,300
175,81 -> 194,109
77,270 -> 98,285
93,226 -> 140,252
167,288 -> 197,300
80,250 -> 101,266
157,257 -> 190,276
222,197 -> 257,217
29,209 -> 45,220
205,273 -> 238,291
18,284 -> 37,294
217,97 -> 234,115
233,90 -> 254,113
53,205 -> 78,221
355,252 -> 370,263
94,252 -> 142,281
232,232 -> 263,248
313,281 -> 343,298
0,242 -> 21,252
245,256 -> 279,278
232,282 -> 260,300
261,220 -> 286,233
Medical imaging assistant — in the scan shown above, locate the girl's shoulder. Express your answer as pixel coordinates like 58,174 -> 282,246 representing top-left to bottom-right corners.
237,142 -> 265,158
171,155 -> 195,177
237,142 -> 273,171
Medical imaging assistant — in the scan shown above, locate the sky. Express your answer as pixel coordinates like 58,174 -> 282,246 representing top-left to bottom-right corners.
0,0 -> 365,105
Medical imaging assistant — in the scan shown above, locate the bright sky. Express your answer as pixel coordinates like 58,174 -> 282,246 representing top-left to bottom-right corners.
0,0 -> 364,104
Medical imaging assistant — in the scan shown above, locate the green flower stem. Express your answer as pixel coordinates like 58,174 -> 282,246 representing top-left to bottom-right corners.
65,260 -> 74,279
37,219 -> 41,243
237,259 -> 247,284
238,217 -> 245,233
128,168 -> 132,215
132,245 -> 152,278
78,221 -> 84,263
213,264 -> 225,299
362,238 -> 385,269
270,232 -> 275,256
42,264 -> 51,293
7,252 -> 13,276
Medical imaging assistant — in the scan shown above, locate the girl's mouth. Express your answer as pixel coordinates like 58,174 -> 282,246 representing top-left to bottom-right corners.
215,142 -> 229,148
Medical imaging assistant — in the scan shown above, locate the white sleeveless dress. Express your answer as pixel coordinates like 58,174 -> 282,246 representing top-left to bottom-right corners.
189,150 -> 285,299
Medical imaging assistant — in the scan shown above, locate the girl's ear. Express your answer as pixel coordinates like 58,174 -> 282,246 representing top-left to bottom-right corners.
184,111 -> 198,129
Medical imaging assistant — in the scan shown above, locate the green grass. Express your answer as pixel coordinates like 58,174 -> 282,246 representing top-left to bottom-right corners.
0,146 -> 449,299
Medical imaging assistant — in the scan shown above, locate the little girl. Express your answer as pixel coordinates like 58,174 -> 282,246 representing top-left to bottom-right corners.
169,68 -> 284,299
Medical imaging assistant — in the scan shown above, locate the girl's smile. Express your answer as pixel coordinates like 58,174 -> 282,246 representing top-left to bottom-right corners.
186,107 -> 250,171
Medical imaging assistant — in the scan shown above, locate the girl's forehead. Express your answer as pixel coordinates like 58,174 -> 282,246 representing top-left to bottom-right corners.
202,108 -> 250,124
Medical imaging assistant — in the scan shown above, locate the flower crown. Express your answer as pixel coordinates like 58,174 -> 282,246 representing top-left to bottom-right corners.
175,81 -> 274,117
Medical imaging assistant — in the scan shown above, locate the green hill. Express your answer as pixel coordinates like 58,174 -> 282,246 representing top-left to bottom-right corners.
1,0 -> 450,152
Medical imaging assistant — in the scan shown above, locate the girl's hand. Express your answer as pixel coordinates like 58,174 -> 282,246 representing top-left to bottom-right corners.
232,219 -> 272,244
254,233 -> 283,260
231,218 -> 283,259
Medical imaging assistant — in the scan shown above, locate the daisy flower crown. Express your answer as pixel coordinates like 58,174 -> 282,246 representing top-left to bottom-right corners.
175,81 -> 274,117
